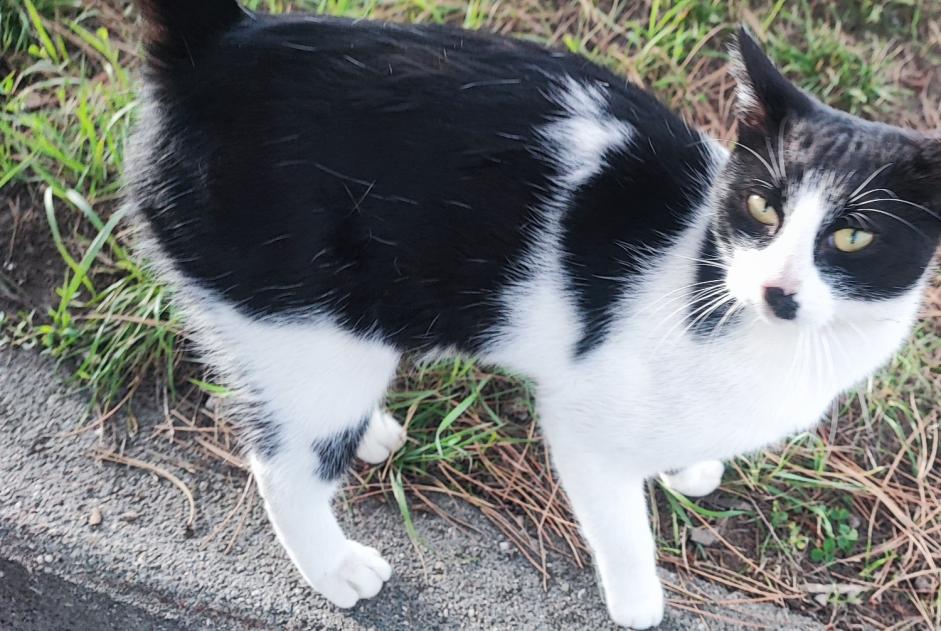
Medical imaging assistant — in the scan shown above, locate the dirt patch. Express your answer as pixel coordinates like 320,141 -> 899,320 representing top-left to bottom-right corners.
0,185 -> 65,314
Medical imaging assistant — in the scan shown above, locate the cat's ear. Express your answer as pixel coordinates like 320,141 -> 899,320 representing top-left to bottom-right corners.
912,135 -> 941,185
894,136 -> 941,214
729,27 -> 815,132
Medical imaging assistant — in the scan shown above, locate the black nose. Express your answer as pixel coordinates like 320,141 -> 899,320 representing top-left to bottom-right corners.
764,286 -> 798,320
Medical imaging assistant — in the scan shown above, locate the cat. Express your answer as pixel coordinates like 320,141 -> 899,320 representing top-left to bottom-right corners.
125,1 -> 941,628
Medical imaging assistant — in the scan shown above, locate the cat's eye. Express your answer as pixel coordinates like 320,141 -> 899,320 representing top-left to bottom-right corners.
746,194 -> 779,229
830,228 -> 874,253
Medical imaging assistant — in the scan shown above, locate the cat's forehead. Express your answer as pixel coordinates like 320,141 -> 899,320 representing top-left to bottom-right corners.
784,114 -> 917,189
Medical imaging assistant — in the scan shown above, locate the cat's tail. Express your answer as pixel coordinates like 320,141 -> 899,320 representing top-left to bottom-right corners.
135,0 -> 247,68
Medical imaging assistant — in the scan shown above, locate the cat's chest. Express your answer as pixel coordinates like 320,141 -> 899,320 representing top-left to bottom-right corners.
654,339 -> 835,457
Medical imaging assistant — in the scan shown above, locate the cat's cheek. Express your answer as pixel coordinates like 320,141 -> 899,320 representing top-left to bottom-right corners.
792,276 -> 836,328
724,247 -> 763,306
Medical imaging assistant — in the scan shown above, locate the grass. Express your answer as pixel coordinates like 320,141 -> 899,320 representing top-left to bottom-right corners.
1,0 -> 939,628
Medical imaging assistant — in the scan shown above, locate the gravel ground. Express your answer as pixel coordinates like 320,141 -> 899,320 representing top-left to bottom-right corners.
0,348 -> 824,630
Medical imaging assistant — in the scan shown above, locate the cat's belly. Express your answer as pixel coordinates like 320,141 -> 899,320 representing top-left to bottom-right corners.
530,326 -> 887,477
599,379 -> 830,475
639,381 -> 831,468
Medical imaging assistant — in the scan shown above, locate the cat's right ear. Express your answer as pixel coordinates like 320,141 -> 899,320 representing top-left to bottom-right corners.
729,27 -> 815,132
910,135 -> 941,193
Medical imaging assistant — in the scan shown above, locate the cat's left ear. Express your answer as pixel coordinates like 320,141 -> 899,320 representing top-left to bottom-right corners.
912,135 -> 941,185
730,27 -> 816,132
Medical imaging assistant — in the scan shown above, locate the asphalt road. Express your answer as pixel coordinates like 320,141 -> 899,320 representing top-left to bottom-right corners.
0,349 -> 824,630
0,556 -> 195,631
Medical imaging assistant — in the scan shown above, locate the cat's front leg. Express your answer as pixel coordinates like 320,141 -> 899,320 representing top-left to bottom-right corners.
545,431 -> 664,629
660,460 -> 725,497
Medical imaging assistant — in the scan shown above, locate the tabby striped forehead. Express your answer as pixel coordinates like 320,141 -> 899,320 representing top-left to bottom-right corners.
730,113 -> 931,223
781,116 -> 924,206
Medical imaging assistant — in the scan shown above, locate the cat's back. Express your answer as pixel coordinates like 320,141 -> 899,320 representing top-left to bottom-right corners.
128,8 -> 713,354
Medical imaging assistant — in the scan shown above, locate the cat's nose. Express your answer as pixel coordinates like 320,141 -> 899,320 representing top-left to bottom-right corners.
763,286 -> 798,320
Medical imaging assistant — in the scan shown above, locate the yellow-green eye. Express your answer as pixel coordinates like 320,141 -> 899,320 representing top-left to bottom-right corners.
747,194 -> 778,228
831,228 -> 874,253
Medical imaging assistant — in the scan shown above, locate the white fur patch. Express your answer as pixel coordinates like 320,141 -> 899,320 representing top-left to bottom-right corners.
728,41 -> 761,122
540,77 -> 633,191
489,77 -> 632,365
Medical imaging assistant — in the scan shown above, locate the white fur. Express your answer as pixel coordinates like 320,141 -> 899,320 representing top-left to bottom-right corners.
484,160 -> 920,627
488,78 -> 630,363
726,183 -> 835,326
661,460 -> 725,497
356,408 -> 407,464
540,77 -> 633,190
728,37 -> 763,125
205,304 -> 401,608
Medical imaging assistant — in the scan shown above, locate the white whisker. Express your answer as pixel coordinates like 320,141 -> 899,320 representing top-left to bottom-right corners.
847,163 -> 894,202
853,208 -> 927,238
732,141 -> 781,185
851,197 -> 940,222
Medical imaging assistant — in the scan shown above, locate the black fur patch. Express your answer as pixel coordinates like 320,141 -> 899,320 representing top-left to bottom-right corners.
247,413 -> 281,460
714,112 -> 941,304
714,30 -> 941,307
689,232 -> 739,338
561,102 -> 716,355
312,417 -> 369,481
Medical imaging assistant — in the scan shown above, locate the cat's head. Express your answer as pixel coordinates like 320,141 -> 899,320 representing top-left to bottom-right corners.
711,28 -> 940,330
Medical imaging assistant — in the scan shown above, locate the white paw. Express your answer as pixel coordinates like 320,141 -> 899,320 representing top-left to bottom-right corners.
312,541 -> 392,608
356,409 -> 407,464
660,460 -> 724,498
607,575 -> 665,629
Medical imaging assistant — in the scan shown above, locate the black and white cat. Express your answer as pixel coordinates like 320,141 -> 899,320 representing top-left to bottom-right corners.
126,1 -> 941,628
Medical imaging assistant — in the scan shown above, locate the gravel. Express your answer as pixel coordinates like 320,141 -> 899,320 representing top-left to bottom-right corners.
0,349 -> 824,630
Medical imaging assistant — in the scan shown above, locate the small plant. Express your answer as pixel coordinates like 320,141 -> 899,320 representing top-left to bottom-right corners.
809,505 -> 859,564
771,499 -> 809,552
768,22 -> 900,116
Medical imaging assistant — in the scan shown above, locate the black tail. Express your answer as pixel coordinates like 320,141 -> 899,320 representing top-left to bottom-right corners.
136,0 -> 247,66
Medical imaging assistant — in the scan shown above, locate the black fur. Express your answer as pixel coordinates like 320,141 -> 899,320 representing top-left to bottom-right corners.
690,233 -> 738,336
562,109 -> 715,354
313,417 -> 369,480
137,0 -> 246,67
247,410 -> 281,460
727,122 -> 941,304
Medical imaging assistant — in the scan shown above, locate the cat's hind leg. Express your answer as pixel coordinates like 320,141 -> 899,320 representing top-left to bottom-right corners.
660,460 -> 724,497
222,319 -> 401,608
252,438 -> 393,607
356,408 -> 407,464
